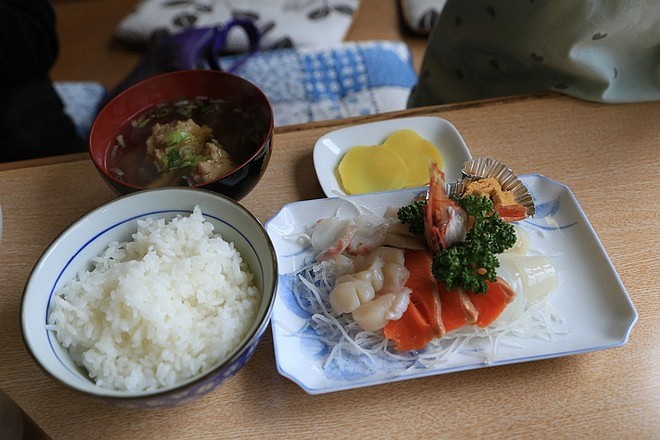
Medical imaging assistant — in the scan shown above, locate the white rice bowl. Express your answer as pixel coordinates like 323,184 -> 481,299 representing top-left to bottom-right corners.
47,206 -> 260,392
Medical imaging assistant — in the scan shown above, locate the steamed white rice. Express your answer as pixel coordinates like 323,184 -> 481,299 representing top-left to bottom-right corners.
47,206 -> 260,392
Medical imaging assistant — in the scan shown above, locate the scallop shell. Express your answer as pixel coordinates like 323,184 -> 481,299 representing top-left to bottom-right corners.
446,157 -> 535,218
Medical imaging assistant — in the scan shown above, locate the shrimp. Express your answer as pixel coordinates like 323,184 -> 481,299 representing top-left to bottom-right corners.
424,162 -> 468,253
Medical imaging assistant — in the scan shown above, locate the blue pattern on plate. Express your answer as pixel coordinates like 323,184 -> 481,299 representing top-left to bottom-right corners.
278,273 -> 309,319
534,196 -> 560,218
524,174 -> 578,231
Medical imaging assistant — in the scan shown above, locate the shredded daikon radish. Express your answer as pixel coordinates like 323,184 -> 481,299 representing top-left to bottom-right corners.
279,241 -> 564,379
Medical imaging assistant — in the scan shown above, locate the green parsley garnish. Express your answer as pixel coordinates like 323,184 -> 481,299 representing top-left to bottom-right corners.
397,194 -> 516,293
396,199 -> 426,235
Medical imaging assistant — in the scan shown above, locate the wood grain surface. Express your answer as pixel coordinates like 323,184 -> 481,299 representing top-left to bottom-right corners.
1,94 -> 658,439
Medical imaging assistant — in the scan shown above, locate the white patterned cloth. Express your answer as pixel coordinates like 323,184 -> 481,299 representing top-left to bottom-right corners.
115,0 -> 360,50
399,0 -> 446,36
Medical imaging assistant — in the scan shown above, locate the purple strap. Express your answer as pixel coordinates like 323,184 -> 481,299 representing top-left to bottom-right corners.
207,19 -> 260,72
99,19 -> 261,109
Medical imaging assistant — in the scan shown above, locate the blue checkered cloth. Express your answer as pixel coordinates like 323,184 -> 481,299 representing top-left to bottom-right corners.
219,41 -> 418,126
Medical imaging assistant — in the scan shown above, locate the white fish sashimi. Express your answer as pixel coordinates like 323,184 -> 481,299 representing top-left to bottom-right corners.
347,214 -> 391,255
311,218 -> 356,261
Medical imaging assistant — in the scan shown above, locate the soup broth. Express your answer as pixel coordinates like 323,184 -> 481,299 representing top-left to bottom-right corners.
108,96 -> 267,188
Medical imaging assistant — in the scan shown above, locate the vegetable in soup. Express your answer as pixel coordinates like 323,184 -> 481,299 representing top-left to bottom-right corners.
108,97 -> 265,187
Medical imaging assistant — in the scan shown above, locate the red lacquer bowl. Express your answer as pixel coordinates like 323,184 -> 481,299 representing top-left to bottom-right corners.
89,70 -> 273,200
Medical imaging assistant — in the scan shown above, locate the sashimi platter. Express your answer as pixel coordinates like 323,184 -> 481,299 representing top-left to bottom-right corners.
265,117 -> 637,394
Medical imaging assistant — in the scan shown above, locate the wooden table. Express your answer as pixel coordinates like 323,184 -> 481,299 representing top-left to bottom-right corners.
1,94 -> 658,439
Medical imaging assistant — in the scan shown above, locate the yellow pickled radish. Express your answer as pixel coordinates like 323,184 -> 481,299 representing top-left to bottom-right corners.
382,129 -> 444,187
338,145 -> 409,194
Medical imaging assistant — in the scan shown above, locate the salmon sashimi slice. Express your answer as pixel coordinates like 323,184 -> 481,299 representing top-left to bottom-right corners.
382,251 -> 516,349
437,283 -> 469,333
383,302 -> 434,352
403,250 -> 445,337
466,277 -> 516,327
383,249 -> 444,351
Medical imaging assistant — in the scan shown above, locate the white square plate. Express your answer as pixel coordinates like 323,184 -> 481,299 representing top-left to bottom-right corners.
265,175 -> 638,394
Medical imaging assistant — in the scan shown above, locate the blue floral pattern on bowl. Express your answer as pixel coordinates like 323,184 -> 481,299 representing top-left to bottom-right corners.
21,188 -> 278,408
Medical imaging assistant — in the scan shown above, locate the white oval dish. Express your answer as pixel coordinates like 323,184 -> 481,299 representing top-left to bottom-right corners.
313,116 -> 472,197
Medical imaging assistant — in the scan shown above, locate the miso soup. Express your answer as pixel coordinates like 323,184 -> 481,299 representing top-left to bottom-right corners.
108,96 -> 267,188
